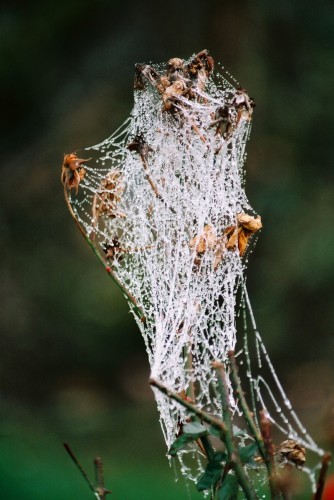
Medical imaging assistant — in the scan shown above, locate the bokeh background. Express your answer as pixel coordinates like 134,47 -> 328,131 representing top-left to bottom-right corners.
1,1 -> 334,498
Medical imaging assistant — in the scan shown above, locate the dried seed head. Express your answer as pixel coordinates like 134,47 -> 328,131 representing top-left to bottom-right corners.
167,58 -> 184,70
274,440 -> 306,467
61,153 -> 89,193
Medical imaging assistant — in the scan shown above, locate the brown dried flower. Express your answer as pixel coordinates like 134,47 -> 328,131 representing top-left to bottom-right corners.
61,153 -> 90,193
232,87 -> 255,125
274,439 -> 306,467
190,224 -> 217,254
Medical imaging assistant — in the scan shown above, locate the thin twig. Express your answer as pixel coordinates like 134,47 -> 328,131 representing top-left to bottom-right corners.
150,378 -> 257,500
138,153 -> 176,215
228,351 -> 279,498
94,457 -> 112,500
313,452 -> 331,500
213,361 -> 258,500
150,378 -> 228,433
63,443 -> 96,495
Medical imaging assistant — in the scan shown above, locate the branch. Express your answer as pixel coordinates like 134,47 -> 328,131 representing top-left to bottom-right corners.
63,443 -> 97,497
150,378 -> 257,500
313,452 -> 331,500
259,410 -> 279,499
94,457 -> 112,500
212,361 -> 257,499
228,351 -> 279,498
64,444 -> 111,500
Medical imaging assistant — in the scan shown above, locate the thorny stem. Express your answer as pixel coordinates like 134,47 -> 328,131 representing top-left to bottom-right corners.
64,444 -> 111,500
63,443 -> 96,497
184,342 -> 195,402
150,377 -> 227,432
228,351 -> 279,499
212,361 -> 257,500
94,457 -> 112,500
259,410 -> 279,499
63,185 -> 144,320
313,452 -> 331,500
150,378 -> 257,500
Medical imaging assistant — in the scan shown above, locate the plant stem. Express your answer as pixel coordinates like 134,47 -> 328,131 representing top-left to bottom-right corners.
94,457 -> 112,500
150,378 -> 257,500
228,351 -> 279,498
213,361 -> 258,500
259,410 -> 279,499
200,435 -> 215,462
63,443 -> 96,495
313,452 -> 331,500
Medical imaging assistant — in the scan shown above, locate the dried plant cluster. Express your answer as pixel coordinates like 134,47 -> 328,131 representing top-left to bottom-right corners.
62,50 -> 325,494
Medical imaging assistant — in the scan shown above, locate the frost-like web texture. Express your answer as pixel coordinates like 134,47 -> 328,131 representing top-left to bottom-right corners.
64,52 -> 323,485
68,54 -> 254,446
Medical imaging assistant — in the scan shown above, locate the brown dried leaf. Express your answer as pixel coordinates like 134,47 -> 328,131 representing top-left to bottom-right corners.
237,213 -> 262,232
237,228 -> 249,256
224,225 -> 239,251
224,214 -> 262,257
213,240 -> 225,271
190,224 -> 217,254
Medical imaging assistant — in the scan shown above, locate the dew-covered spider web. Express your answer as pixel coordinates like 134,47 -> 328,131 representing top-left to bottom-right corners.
62,51 -> 324,491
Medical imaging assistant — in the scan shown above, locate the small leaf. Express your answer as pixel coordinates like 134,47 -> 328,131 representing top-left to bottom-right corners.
196,461 -> 223,491
168,423 -> 208,457
217,474 -> 239,500
233,425 -> 251,439
239,442 -> 258,464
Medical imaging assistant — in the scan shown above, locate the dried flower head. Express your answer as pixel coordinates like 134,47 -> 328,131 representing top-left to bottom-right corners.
61,153 -> 90,193
274,440 -> 306,468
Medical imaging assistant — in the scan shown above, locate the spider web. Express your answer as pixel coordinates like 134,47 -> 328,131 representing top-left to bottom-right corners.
64,51 -> 324,490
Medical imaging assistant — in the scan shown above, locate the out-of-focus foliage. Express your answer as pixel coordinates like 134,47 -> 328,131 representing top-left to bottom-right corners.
1,0 -> 334,498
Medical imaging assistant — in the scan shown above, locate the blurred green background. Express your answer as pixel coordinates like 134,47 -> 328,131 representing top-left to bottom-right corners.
1,0 -> 334,498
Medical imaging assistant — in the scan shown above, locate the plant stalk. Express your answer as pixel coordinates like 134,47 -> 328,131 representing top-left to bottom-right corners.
150,378 -> 257,500
228,351 -> 279,498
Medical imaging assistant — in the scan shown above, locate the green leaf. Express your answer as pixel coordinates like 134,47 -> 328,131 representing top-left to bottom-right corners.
217,474 -> 239,500
233,425 -> 251,439
168,423 -> 208,457
238,442 -> 258,464
196,461 -> 223,491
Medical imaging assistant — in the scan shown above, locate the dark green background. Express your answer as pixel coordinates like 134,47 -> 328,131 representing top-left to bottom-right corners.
1,1 -> 334,498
